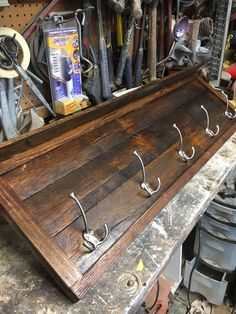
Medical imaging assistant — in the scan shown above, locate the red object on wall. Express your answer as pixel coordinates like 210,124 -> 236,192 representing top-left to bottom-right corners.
225,63 -> 236,80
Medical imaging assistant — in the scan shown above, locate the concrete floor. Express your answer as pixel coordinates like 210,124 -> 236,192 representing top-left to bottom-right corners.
168,285 -> 235,314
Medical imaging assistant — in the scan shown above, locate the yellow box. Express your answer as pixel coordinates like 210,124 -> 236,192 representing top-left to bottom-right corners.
55,95 -> 89,116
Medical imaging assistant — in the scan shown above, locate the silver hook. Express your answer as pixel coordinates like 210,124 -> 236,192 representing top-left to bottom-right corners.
133,150 -> 161,196
69,192 -> 109,252
201,105 -> 219,137
74,9 -> 93,74
215,88 -> 236,119
173,123 -> 195,161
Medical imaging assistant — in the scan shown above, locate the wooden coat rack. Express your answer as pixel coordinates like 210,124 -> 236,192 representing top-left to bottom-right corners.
0,66 -> 235,301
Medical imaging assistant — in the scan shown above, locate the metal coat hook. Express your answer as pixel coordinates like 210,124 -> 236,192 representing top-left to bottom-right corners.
69,192 -> 109,252
201,105 -> 219,137
215,88 -> 236,119
173,123 -> 195,161
133,150 -> 161,197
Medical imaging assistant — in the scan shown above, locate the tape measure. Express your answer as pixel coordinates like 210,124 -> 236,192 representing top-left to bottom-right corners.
0,27 -> 30,78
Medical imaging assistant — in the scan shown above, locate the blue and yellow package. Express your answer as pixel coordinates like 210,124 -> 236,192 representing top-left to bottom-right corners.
45,27 -> 88,115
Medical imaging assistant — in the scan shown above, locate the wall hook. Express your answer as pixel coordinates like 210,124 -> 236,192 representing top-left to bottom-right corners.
69,192 -> 109,252
201,105 -> 219,137
216,88 -> 236,119
173,123 -> 195,161
133,150 -> 161,196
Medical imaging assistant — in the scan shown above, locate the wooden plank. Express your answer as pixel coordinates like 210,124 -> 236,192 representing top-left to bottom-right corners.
0,177 -> 82,301
12,89 -> 228,245
20,92 -> 206,237
53,101 -> 233,260
4,79 -> 204,199
72,122 -> 236,298
0,68 -> 198,174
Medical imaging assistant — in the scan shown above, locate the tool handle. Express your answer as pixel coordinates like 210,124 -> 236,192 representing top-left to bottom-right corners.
165,0 -> 172,55
133,17 -> 142,65
116,14 -> 123,46
131,0 -> 142,19
83,0 -> 93,58
115,17 -> 135,86
149,0 -> 158,81
125,55 -> 133,89
99,37 -> 112,99
107,42 -> 116,90
159,0 -> 165,60
133,47 -> 143,87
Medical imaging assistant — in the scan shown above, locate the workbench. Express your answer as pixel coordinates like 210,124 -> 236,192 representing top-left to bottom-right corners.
0,129 -> 235,313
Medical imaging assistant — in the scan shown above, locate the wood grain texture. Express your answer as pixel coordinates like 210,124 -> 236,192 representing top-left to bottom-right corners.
0,66 -> 234,301
0,177 -> 82,301
72,122 -> 236,298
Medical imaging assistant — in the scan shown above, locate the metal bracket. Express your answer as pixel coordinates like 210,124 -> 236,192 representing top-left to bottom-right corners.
69,192 -> 109,252
201,105 -> 219,137
173,123 -> 195,161
133,150 -> 161,196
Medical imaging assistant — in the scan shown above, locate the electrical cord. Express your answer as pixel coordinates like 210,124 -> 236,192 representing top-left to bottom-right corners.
185,221 -> 202,314
142,280 -> 160,313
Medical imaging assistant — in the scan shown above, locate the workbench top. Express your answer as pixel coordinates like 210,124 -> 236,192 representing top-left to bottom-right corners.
0,131 -> 235,314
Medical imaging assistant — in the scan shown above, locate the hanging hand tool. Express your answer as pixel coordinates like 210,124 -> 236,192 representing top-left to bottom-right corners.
109,0 -> 126,14
116,13 -> 124,48
124,9 -> 134,89
0,78 -> 19,139
97,0 -> 112,99
110,12 -> 118,67
132,17 -> 142,67
115,0 -> 142,87
115,16 -> 135,86
0,34 -> 56,117
165,0 -> 173,56
125,55 -> 133,89
74,9 -> 94,75
105,9 -> 116,90
149,0 -> 158,81
131,0 -> 143,20
82,0 -> 94,60
133,3 -> 147,86
159,0 -> 165,61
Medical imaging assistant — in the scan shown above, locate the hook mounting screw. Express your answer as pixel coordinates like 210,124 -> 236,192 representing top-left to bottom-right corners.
173,123 -> 195,162
133,150 -> 161,197
69,192 -> 109,252
201,105 -> 219,137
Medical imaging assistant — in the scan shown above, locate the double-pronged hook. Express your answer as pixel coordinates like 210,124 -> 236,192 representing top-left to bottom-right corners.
215,88 -> 236,119
201,105 -> 219,137
173,123 -> 195,161
133,151 -> 161,197
69,192 -> 109,252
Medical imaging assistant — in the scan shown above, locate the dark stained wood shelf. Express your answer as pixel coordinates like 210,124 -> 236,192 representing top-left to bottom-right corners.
0,66 -> 235,301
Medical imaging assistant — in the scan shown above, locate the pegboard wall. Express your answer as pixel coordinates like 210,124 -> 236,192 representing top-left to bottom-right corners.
1,1 -> 47,30
0,0 -> 84,117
